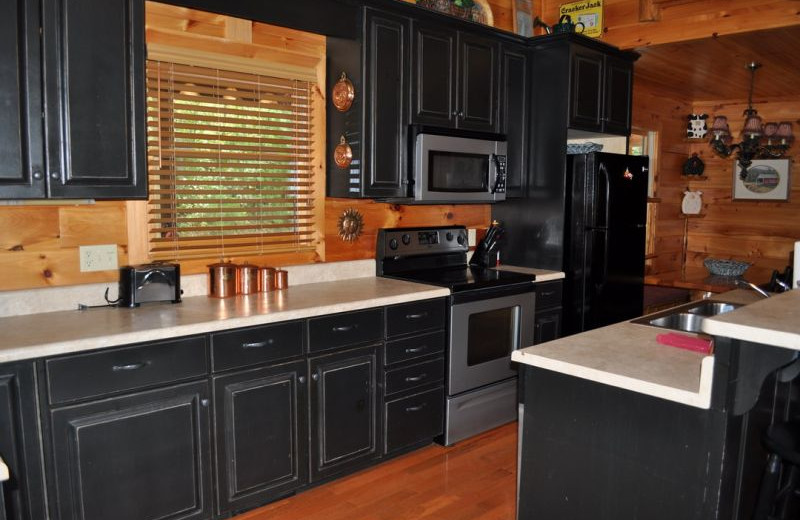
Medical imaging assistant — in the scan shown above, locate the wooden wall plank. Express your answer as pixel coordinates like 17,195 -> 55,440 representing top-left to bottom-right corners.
0,207 -> 61,252
58,203 -> 128,248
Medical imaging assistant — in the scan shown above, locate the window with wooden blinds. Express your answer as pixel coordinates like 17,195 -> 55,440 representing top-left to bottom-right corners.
146,60 -> 317,261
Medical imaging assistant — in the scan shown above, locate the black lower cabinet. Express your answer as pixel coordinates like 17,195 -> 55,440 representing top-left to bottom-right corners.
0,362 -> 46,520
48,381 -> 212,520
384,387 -> 444,453
213,360 -> 307,515
309,344 -> 380,482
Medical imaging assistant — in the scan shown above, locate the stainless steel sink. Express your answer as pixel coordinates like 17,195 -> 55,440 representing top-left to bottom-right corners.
632,300 -> 742,333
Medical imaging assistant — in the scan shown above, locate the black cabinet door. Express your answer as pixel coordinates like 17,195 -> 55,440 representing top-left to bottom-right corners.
500,44 -> 529,197
42,0 -> 146,199
568,47 -> 604,133
0,0 -> 44,198
0,362 -> 46,520
411,22 -> 456,128
534,307 -> 562,345
213,360 -> 307,515
309,344 -> 380,482
457,32 -> 499,133
603,55 -> 633,136
48,381 -> 211,520
363,9 -> 410,198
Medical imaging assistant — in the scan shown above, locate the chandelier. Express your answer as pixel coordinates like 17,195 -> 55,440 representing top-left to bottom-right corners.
708,62 -> 794,179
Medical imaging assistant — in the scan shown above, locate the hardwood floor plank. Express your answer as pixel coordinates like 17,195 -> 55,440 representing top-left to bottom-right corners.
234,422 -> 517,520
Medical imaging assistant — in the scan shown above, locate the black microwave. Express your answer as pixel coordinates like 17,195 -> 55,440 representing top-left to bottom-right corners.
412,129 -> 507,203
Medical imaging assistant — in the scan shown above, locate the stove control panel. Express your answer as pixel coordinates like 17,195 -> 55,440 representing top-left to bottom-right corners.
377,226 -> 469,259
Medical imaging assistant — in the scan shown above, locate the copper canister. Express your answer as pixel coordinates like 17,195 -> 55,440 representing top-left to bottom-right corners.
208,262 -> 237,298
274,269 -> 289,290
259,267 -> 276,292
237,263 -> 259,295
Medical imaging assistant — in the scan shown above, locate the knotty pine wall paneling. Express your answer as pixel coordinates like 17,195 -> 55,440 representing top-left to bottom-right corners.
685,99 -> 800,282
538,0 -> 800,48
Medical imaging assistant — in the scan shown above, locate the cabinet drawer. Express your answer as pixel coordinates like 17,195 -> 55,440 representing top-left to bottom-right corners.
385,357 -> 444,396
386,299 -> 446,338
384,331 -> 445,366
308,308 -> 383,353
535,281 -> 563,310
385,387 -> 444,453
211,321 -> 304,372
46,336 -> 208,405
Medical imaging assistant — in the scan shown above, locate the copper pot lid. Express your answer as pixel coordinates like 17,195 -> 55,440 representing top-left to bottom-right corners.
334,135 -> 353,169
332,72 -> 355,112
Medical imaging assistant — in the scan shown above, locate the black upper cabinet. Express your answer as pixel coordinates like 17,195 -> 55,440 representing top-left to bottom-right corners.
48,381 -> 212,520
411,22 -> 499,133
411,22 -> 456,128
214,360 -> 308,515
309,344 -> 380,482
500,43 -> 530,198
0,0 -> 43,199
0,362 -> 46,520
0,0 -> 146,200
363,9 -> 410,198
567,40 -> 635,136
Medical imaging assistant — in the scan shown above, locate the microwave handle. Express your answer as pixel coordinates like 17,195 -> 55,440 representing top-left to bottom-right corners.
490,154 -> 506,194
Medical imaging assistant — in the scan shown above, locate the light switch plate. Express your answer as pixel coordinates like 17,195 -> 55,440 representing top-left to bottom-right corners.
79,244 -> 118,272
468,229 -> 477,247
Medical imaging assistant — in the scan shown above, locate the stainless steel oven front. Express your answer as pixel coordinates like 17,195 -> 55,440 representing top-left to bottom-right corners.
444,285 -> 535,445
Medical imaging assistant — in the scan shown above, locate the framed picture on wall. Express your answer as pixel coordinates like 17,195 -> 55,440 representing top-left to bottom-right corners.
733,159 -> 792,201
513,0 -> 534,37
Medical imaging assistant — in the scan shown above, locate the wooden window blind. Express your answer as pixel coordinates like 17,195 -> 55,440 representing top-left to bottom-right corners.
146,60 -> 317,261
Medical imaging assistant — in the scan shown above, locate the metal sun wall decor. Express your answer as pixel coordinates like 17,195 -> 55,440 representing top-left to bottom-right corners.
708,62 -> 794,179
337,208 -> 364,242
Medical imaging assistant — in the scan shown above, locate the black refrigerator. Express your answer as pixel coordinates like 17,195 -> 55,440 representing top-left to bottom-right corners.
563,152 -> 649,336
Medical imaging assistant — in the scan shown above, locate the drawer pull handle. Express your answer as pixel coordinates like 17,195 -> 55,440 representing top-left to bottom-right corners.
242,339 -> 273,349
405,346 -> 426,354
405,312 -> 428,320
332,325 -> 357,333
112,362 -> 147,372
405,403 -> 426,413
405,373 -> 427,383
540,291 -> 556,297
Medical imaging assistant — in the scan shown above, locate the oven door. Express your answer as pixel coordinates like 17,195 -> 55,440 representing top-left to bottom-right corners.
448,285 -> 534,396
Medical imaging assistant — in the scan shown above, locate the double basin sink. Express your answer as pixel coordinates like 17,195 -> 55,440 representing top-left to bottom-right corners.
633,301 -> 742,334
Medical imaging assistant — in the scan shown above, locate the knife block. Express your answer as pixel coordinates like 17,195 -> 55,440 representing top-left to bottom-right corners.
469,240 -> 499,268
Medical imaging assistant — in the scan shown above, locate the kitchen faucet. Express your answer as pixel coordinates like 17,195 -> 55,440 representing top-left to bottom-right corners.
735,279 -> 771,298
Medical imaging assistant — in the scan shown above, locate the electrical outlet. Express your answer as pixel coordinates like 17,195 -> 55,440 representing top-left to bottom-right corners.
468,229 -> 477,247
79,244 -> 118,272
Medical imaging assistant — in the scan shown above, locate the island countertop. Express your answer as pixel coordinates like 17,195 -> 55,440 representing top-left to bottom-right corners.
702,290 -> 800,350
512,290 -> 767,409
0,277 -> 450,363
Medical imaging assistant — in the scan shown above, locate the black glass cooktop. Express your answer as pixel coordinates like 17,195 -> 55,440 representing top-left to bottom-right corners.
385,266 -> 535,292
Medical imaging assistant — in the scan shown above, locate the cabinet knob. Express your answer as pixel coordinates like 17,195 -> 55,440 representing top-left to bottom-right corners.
312,373 -> 319,382
298,375 -> 306,384
50,172 -> 60,180
32,170 -> 43,180
200,399 -> 210,407
453,110 -> 464,118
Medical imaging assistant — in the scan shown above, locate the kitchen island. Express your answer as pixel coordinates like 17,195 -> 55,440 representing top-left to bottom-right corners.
512,290 -> 800,520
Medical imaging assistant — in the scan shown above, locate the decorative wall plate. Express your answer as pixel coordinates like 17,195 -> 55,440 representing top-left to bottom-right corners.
337,208 -> 364,242
334,135 -> 353,169
332,72 -> 355,112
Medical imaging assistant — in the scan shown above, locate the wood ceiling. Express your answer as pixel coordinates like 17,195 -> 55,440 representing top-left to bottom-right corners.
633,24 -> 800,103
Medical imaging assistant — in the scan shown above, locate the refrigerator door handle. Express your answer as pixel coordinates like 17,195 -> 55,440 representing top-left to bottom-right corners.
598,163 -> 611,228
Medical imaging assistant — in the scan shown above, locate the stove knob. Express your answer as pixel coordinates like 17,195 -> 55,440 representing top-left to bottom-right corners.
456,234 -> 466,245
389,238 -> 399,250
446,231 -> 454,242
401,234 -> 411,245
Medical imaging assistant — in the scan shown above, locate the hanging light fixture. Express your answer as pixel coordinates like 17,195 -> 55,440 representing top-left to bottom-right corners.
708,62 -> 794,179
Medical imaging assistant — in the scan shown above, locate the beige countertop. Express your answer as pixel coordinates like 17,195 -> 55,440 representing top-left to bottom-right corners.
702,290 -> 800,350
512,290 -> 768,409
494,265 -> 565,282
0,277 -> 449,363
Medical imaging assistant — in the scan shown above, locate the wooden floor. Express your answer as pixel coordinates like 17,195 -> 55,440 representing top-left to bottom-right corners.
235,423 -> 518,520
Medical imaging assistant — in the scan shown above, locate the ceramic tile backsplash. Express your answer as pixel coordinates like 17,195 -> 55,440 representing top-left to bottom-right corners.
0,260 -> 376,318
